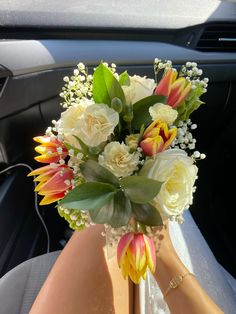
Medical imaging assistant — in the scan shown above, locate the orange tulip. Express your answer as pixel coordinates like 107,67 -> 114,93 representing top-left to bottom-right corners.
33,136 -> 67,163
28,164 -> 73,205
140,120 -> 177,156
117,232 -> 156,284
155,69 -> 191,108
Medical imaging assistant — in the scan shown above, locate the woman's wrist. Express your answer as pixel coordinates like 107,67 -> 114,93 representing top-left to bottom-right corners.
155,251 -> 189,295
153,227 -> 189,294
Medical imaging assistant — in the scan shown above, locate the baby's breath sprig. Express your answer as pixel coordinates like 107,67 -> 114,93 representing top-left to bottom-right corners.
60,63 -> 93,109
103,223 -> 138,248
100,62 -> 119,80
171,119 -> 206,161
154,58 -> 173,82
102,62 -> 117,73
191,150 -> 206,161
180,62 -> 208,94
154,58 -> 173,72
58,206 -> 92,231
171,119 -> 197,151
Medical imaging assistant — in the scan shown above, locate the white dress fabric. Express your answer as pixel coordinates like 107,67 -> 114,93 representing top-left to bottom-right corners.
139,211 -> 236,314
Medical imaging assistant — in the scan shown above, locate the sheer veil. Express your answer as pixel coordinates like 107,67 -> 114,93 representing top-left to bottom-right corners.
139,211 -> 236,314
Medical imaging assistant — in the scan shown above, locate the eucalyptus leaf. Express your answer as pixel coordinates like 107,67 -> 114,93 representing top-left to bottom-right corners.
59,182 -> 117,210
80,160 -> 120,187
89,190 -> 132,227
89,199 -> 114,224
131,202 -> 163,226
132,95 -> 167,130
109,191 -> 132,227
93,63 -> 125,106
120,176 -> 162,204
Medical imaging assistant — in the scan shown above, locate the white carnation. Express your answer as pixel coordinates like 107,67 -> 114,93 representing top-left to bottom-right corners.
75,104 -> 119,147
122,75 -> 156,105
98,142 -> 140,177
149,103 -> 178,125
58,99 -> 93,147
145,149 -> 198,219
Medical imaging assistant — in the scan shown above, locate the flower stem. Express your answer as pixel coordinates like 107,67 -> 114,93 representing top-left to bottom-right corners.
138,222 -> 147,234
129,217 -> 138,232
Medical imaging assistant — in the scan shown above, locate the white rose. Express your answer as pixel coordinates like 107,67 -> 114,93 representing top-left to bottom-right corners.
75,104 -> 119,147
144,149 -> 198,219
58,99 -> 93,148
149,103 -> 178,125
98,142 -> 140,177
122,75 -> 156,104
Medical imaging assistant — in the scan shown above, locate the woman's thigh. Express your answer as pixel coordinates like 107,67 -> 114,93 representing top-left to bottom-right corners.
30,226 -> 133,314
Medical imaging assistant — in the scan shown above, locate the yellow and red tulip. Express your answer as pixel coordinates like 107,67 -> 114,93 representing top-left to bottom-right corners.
117,232 -> 156,284
33,136 -> 67,164
140,120 -> 177,156
155,69 -> 192,108
167,77 -> 192,108
28,164 -> 73,205
155,68 -> 177,97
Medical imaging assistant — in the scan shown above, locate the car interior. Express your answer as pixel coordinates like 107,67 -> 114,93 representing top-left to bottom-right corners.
0,0 -> 236,288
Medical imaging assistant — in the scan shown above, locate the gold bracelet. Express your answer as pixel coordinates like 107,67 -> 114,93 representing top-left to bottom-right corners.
164,272 -> 195,298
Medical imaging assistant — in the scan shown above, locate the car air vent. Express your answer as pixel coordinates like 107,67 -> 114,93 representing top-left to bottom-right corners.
196,24 -> 236,52
0,77 -> 7,95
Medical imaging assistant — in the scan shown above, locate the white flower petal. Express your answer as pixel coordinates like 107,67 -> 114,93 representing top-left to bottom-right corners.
145,148 -> 198,219
122,75 -> 156,105
75,104 -> 119,147
149,103 -> 178,124
98,142 -> 140,177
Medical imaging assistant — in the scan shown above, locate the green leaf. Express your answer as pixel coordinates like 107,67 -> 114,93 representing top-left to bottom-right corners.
176,98 -> 204,123
120,176 -> 162,204
80,160 -> 120,187
111,97 -> 123,113
64,142 -> 80,155
185,99 -> 204,119
73,135 -> 90,156
59,182 -> 117,210
132,95 -> 167,130
138,159 -> 155,177
93,63 -> 126,106
88,146 -> 102,155
119,71 -> 130,86
123,103 -> 134,122
138,124 -> 145,143
109,191 -> 132,227
131,202 -> 163,226
175,85 -> 205,123
89,190 -> 132,227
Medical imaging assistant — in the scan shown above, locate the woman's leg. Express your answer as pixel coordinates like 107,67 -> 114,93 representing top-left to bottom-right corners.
30,225 -> 133,314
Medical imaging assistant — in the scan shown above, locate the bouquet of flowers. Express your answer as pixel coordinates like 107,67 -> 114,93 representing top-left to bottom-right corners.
29,59 -> 207,284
